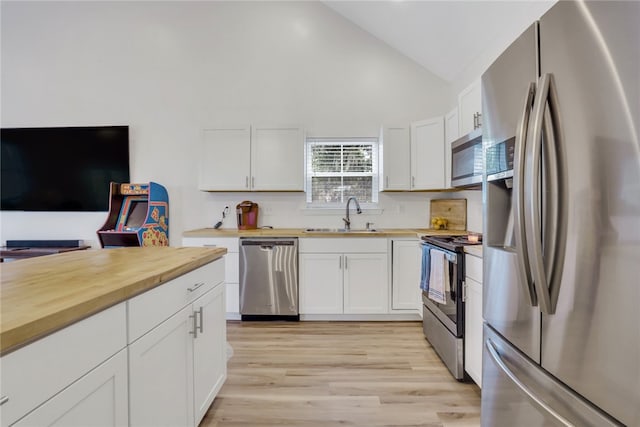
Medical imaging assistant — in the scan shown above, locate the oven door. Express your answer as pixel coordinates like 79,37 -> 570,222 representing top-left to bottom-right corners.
421,242 -> 462,337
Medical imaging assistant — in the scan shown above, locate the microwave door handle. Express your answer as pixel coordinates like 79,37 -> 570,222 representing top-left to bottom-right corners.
514,81 -> 538,307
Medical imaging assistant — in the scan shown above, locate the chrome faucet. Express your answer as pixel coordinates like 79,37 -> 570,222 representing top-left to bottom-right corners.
343,196 -> 362,231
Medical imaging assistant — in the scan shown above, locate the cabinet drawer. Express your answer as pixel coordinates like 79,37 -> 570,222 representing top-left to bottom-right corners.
128,259 -> 224,343
299,238 -> 387,253
465,253 -> 483,284
1,303 -> 127,427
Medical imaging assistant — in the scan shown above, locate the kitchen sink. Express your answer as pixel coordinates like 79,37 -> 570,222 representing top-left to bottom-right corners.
303,228 -> 379,233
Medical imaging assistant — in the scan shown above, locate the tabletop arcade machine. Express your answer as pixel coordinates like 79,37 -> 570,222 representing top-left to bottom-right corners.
97,182 -> 169,248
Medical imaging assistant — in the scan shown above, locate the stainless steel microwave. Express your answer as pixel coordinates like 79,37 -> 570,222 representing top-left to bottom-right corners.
451,128 -> 483,188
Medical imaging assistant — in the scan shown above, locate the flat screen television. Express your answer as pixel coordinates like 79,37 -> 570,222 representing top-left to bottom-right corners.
1,126 -> 130,211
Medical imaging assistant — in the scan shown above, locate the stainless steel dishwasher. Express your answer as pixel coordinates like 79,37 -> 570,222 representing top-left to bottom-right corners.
239,237 -> 298,320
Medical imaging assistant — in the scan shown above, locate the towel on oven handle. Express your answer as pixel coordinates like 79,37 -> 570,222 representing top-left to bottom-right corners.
427,249 -> 449,304
420,244 -> 431,292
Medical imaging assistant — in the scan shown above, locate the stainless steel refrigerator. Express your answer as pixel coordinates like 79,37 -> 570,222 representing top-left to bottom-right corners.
481,1 -> 639,426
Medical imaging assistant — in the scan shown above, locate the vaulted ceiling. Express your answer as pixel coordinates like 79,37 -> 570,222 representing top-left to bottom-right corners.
324,1 -> 555,83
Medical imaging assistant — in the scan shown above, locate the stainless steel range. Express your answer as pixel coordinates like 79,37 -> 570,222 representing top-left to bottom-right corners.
420,235 -> 481,380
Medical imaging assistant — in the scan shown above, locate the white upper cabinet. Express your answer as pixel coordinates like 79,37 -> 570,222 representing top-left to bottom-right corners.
444,108 -> 459,188
200,126 -> 251,191
380,126 -> 411,191
458,79 -> 482,136
410,116 -> 445,190
251,125 -> 304,191
199,125 -> 303,191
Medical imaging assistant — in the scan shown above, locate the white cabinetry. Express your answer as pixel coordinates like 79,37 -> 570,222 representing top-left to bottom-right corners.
444,108 -> 459,188
1,303 -> 128,427
410,117 -> 445,190
128,259 -> 226,426
458,79 -> 482,136
14,350 -> 129,427
380,126 -> 411,190
299,238 -> 388,316
182,237 -> 240,319
200,125 -> 303,191
464,252 -> 483,387
391,239 -> 421,311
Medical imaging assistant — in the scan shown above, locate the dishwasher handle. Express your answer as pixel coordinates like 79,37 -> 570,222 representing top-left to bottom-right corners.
240,240 -> 296,246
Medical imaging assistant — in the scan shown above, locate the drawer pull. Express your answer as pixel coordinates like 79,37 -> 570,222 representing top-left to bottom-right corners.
0,396 -> 9,406
187,282 -> 206,292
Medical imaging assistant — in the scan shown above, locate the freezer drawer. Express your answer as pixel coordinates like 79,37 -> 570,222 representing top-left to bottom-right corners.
481,325 -> 621,427
239,238 -> 298,318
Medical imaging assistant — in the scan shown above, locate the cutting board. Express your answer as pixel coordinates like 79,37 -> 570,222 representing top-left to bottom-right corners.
430,199 -> 467,230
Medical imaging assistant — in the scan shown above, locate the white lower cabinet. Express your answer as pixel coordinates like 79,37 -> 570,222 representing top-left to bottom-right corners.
183,237 -> 240,319
129,305 -> 196,427
128,259 -> 227,427
391,239 -> 421,311
299,238 -> 388,315
193,283 -> 227,424
464,253 -> 483,387
14,349 -> 129,427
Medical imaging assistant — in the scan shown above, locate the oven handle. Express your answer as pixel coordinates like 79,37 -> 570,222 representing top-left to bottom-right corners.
420,243 -> 457,263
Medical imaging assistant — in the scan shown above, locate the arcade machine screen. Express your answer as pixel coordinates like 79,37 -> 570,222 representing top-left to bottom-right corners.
125,201 -> 148,229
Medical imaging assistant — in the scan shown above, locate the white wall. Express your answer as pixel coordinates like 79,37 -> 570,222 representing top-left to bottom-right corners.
447,1 -> 556,108
1,1 -> 477,246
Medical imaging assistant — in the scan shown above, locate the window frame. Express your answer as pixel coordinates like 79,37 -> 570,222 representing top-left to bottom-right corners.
304,136 -> 379,208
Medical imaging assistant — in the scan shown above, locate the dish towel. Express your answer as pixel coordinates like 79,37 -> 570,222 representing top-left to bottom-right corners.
420,245 -> 431,292
427,249 -> 448,304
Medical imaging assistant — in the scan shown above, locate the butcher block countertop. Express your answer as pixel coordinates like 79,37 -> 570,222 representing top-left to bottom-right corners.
183,227 -> 468,238
0,246 -> 226,355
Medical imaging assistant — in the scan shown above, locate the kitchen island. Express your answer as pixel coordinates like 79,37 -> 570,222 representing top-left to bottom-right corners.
1,246 -> 227,427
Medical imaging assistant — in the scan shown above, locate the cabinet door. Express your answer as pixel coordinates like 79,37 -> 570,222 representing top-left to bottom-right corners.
465,277 -> 483,387
14,350 -> 128,427
193,284 -> 227,425
251,125 -> 303,191
458,79 -> 482,136
343,253 -> 389,314
381,126 -> 411,190
299,253 -> 343,314
410,117 -> 445,190
444,108 -> 459,188
129,305 -> 195,427
391,240 -> 421,310
200,126 -> 251,191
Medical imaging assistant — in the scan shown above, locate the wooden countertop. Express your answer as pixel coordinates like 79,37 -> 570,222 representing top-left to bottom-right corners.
183,227 -> 469,238
0,246 -> 226,355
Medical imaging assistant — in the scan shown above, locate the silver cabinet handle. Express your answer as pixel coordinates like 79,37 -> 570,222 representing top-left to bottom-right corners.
485,339 -> 573,426
0,396 -> 8,406
252,176 -> 255,188
197,307 -> 204,334
245,176 -> 249,188
187,282 -> 205,292
344,255 -> 348,270
411,176 -> 415,188
514,82 -> 537,307
385,176 -> 389,188
339,256 -> 342,270
189,312 -> 198,339
473,112 -> 477,129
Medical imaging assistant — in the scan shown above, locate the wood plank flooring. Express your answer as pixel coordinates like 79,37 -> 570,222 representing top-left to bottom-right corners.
201,321 -> 481,427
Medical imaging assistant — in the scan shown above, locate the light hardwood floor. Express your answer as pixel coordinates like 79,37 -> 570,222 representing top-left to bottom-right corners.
201,321 -> 481,427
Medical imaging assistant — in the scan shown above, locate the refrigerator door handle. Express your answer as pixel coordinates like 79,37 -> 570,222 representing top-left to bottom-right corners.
514,81 -> 538,307
525,73 -> 566,315
485,338 -> 574,427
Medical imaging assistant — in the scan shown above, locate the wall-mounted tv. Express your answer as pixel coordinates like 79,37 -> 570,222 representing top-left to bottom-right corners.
1,126 -> 130,211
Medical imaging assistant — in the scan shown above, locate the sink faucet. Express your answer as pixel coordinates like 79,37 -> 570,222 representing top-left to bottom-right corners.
343,196 -> 362,231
